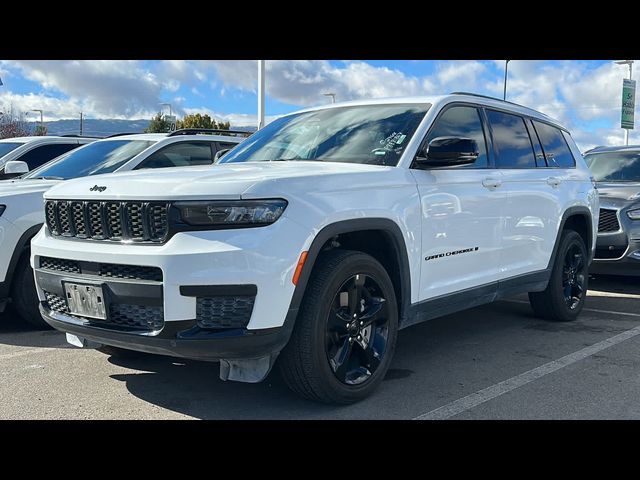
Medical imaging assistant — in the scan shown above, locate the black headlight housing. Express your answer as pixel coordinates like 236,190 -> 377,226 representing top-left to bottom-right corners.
172,199 -> 288,230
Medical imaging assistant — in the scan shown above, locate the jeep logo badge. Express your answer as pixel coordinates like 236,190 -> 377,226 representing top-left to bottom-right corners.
90,185 -> 107,192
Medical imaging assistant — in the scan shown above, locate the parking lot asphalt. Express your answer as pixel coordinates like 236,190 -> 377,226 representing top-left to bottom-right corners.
1,274 -> 639,420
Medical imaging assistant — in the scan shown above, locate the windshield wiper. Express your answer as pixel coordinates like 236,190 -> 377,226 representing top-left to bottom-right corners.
31,176 -> 64,180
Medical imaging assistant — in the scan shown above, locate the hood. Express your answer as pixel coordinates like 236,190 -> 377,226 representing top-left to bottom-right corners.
596,182 -> 640,209
0,178 -> 62,197
44,162 -> 397,200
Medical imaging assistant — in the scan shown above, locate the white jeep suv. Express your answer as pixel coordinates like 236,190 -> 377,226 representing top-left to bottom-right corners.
1,129 -> 246,326
32,94 -> 598,403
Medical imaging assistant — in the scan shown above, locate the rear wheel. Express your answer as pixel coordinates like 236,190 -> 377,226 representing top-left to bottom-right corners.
529,230 -> 588,322
279,249 -> 398,404
11,253 -> 50,329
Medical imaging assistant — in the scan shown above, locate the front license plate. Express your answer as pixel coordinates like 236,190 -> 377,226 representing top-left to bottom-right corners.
63,282 -> 107,320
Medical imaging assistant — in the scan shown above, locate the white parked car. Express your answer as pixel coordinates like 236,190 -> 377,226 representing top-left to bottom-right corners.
0,129 -> 247,325
0,136 -> 96,179
32,94 -> 598,403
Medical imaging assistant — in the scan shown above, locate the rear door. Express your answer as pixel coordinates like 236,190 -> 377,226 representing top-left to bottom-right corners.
487,110 -> 564,278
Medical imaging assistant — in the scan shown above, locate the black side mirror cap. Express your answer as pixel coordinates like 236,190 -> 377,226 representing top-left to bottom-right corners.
415,136 -> 479,167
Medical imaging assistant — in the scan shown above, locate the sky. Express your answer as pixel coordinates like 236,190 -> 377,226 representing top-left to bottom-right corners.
0,59 -> 637,150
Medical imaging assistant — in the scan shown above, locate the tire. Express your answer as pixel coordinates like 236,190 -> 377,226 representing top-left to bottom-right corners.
529,230 -> 588,322
278,249 -> 399,404
11,253 -> 50,329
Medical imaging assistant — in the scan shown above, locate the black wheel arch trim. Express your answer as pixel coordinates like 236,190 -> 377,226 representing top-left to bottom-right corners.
548,206 -> 594,269
284,218 -> 412,329
0,223 -> 43,300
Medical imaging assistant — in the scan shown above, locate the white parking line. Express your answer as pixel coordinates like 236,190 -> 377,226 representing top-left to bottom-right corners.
414,324 -> 640,420
588,290 -> 640,300
0,348 -> 49,361
503,299 -> 640,318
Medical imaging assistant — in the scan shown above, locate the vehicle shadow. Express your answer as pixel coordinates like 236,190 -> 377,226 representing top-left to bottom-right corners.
0,310 -> 69,349
104,294 -> 637,419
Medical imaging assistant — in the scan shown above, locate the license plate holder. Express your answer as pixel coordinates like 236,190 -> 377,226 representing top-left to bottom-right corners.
63,282 -> 107,320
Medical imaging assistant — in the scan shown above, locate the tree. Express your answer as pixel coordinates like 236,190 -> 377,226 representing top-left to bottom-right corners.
176,113 -> 230,130
144,113 -> 171,133
0,109 -> 31,139
34,124 -> 48,136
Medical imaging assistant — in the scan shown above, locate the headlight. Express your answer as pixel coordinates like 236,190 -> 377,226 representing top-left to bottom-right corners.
0,205 -> 5,217
174,199 -> 288,228
628,208 -> 640,220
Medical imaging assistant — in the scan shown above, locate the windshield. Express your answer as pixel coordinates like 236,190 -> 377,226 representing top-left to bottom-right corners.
219,103 -> 430,167
25,140 -> 155,180
585,151 -> 640,182
0,142 -> 24,160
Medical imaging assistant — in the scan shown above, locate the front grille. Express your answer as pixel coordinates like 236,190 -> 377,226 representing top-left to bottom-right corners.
45,200 -> 169,243
107,304 -> 164,330
43,291 -> 163,332
598,208 -> 621,233
98,264 -> 163,282
196,296 -> 255,329
595,246 -> 627,259
40,257 -> 80,274
39,257 -> 162,282
44,291 -> 69,314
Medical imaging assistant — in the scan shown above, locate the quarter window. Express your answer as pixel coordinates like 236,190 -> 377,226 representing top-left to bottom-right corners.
532,121 -> 576,168
423,106 -> 488,168
486,110 -> 536,169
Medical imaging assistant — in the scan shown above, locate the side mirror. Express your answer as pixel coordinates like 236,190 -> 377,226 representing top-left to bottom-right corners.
0,161 -> 29,179
214,148 -> 231,162
415,137 -> 479,167
4,161 -> 29,175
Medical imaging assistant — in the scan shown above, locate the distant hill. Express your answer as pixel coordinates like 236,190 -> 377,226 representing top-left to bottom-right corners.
41,119 -> 257,137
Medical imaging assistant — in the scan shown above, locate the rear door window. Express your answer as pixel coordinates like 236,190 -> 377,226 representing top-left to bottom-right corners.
486,110 -> 536,169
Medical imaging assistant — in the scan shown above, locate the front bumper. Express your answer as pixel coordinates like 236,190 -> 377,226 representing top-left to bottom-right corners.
591,232 -> 640,276
40,305 -> 292,361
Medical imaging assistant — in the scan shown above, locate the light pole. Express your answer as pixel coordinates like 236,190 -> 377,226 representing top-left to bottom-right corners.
503,60 -> 510,101
615,60 -> 634,146
258,60 -> 266,130
323,92 -> 336,104
159,103 -> 172,117
31,109 -> 43,125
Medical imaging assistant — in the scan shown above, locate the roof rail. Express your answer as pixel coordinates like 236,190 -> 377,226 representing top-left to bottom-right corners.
167,128 -> 252,138
105,132 -> 144,138
60,134 -> 103,138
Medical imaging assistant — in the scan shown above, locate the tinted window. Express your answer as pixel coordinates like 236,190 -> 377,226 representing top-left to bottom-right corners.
0,142 -> 24,159
423,106 -> 488,168
486,110 -> 536,169
26,140 -> 155,180
585,152 -> 640,182
17,143 -> 80,169
217,141 -> 238,151
136,142 -> 213,169
220,104 -> 430,167
532,121 -> 575,168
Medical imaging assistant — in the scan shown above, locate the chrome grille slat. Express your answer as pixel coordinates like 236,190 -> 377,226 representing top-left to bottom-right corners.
45,200 -> 169,243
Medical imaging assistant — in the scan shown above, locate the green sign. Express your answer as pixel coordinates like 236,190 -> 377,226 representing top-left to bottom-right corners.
621,78 -> 636,130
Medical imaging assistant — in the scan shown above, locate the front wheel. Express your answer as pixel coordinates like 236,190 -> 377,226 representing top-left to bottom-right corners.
529,230 -> 588,322
11,254 -> 50,329
279,249 -> 398,404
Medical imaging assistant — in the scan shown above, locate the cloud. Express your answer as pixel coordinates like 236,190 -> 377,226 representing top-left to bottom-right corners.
3,60 -> 163,117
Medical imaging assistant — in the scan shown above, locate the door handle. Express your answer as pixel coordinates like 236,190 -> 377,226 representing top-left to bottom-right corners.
482,178 -> 502,189
547,176 -> 562,188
